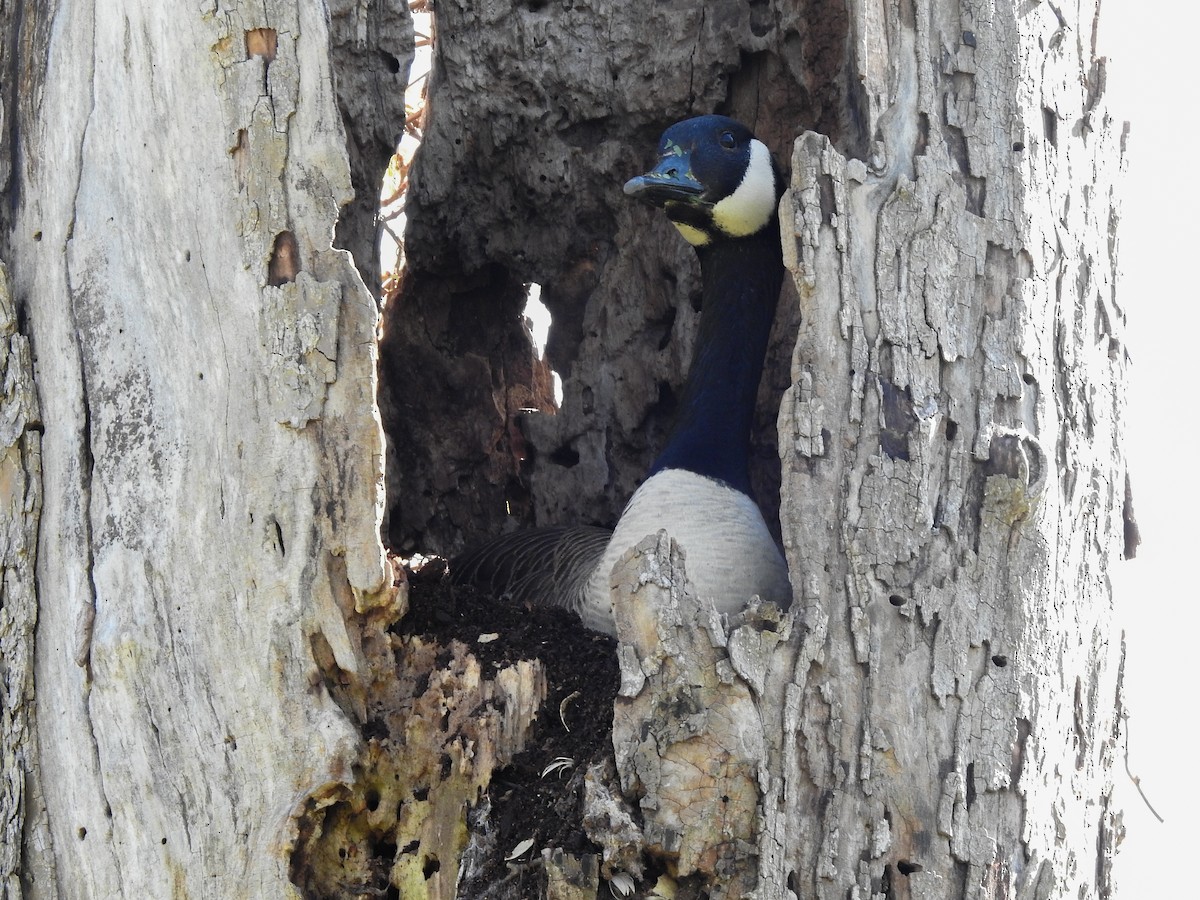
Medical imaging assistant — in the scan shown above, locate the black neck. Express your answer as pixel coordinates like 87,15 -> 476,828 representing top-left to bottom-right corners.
647,218 -> 784,494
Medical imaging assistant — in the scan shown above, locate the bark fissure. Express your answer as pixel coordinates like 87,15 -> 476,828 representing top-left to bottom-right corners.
1,261 -> 51,898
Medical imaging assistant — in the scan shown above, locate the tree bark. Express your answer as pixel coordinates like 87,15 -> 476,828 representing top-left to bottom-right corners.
1,2 -> 407,897
768,0 -> 1128,891
1,265 -> 45,896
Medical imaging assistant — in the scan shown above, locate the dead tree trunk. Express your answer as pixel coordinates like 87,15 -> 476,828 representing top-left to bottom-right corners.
1,2 -> 409,897
1,0 -> 1127,898
768,0 -> 1128,893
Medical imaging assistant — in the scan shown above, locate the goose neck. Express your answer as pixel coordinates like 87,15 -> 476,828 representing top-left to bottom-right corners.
648,220 -> 784,493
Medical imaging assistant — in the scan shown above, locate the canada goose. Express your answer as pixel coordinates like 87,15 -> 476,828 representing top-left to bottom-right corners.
452,115 -> 791,634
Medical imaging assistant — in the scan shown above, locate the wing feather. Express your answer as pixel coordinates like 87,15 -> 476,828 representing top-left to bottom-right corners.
450,526 -> 612,618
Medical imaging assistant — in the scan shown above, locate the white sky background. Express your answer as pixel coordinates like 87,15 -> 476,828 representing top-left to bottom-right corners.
1100,0 -> 1198,893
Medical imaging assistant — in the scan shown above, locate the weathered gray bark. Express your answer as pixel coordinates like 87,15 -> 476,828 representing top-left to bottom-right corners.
1,2 -> 408,897
1,264 -> 45,896
765,0 -> 1128,891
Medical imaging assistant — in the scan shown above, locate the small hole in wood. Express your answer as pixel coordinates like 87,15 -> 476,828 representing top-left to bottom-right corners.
423,855 -> 441,879
898,860 -> 923,875
246,27 -> 278,61
267,231 -> 300,286
1042,107 -> 1058,148
78,827 -> 87,840
992,654 -> 1008,667
365,788 -> 381,812
379,49 -> 401,74
888,595 -> 906,607
245,27 -> 277,62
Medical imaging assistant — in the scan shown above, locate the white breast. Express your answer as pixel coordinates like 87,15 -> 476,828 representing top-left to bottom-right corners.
581,468 -> 791,633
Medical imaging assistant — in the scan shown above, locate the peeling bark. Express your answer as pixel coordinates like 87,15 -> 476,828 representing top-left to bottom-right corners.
770,0 -> 1128,894
610,534 -> 779,898
1,263 -> 51,897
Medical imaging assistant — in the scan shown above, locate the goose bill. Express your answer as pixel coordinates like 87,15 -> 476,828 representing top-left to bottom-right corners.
622,162 -> 705,207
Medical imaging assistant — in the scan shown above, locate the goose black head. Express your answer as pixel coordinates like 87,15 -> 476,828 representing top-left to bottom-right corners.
624,115 -> 781,247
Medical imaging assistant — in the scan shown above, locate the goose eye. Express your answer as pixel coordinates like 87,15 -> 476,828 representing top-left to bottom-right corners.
719,131 -> 737,149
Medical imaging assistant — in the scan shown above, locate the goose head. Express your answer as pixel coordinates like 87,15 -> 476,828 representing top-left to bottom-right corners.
623,115 -> 781,247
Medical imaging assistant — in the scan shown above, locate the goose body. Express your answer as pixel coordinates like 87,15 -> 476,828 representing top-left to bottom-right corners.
579,469 -> 790,632
452,115 -> 791,635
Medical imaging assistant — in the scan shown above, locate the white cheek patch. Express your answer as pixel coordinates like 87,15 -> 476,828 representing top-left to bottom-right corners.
711,139 -> 777,238
672,221 -> 712,246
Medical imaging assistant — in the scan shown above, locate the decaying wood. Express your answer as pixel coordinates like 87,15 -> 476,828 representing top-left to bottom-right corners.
328,0 -> 413,291
3,3 -> 405,897
292,608 -> 548,899
609,533 -> 774,898
379,0 -> 855,556
1,263 -> 50,897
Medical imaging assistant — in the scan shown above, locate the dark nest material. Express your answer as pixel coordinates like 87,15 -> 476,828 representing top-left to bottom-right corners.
395,560 -> 622,895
